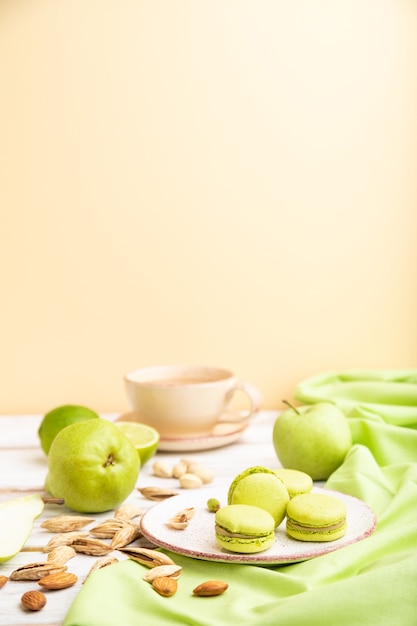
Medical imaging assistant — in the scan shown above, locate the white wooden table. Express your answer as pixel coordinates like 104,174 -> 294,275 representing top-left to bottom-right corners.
0,411 -> 280,626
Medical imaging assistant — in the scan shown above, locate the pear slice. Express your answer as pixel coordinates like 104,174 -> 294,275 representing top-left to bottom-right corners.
0,494 -> 44,563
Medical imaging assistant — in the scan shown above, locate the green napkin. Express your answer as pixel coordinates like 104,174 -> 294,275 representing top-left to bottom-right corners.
295,368 -> 417,427
64,369 -> 417,626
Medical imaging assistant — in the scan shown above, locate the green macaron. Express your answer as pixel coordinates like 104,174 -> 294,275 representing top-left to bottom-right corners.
286,492 -> 347,542
273,469 -> 313,498
215,504 -> 276,553
228,466 -> 290,527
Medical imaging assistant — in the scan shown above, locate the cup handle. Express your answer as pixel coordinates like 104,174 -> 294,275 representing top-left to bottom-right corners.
219,382 -> 263,423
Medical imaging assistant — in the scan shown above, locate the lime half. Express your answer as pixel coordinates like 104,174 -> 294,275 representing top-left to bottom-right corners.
114,421 -> 159,465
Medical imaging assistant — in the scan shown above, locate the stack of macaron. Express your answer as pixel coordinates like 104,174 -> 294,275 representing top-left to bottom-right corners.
214,466 -> 347,554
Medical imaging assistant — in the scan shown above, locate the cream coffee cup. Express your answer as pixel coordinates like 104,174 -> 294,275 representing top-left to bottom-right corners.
124,365 -> 263,438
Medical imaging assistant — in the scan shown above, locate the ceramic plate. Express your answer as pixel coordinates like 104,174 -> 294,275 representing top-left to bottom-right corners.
157,422 -> 249,452
140,486 -> 377,565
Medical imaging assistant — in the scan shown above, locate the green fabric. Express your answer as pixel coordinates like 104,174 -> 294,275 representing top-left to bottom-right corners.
295,368 -> 417,427
64,369 -> 417,626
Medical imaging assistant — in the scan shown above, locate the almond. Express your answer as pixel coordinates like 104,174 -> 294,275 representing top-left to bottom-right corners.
110,522 -> 142,550
10,562 -> 67,581
193,580 -> 229,597
71,537 -> 112,556
114,503 -> 144,520
0,575 -> 8,589
84,556 -> 119,582
43,531 -> 89,552
21,590 -> 47,611
90,518 -> 127,539
152,576 -> 178,597
47,545 -> 77,564
143,564 -> 182,582
119,547 -> 176,568
138,486 -> 179,501
38,571 -> 78,590
40,515 -> 94,533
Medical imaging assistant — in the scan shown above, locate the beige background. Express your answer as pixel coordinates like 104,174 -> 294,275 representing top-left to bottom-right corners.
1,0 -> 416,414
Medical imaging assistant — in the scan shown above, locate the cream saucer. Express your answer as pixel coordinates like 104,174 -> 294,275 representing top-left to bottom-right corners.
157,421 -> 248,452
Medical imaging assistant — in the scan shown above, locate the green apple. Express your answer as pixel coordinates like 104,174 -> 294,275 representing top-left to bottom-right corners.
38,404 -> 100,455
0,494 -> 44,563
45,419 -> 140,513
273,401 -> 352,480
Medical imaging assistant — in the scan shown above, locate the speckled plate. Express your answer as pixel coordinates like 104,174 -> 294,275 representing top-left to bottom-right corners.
140,486 -> 377,565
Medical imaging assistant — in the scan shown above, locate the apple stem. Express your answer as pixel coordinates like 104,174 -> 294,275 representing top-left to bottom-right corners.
282,399 -> 301,415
